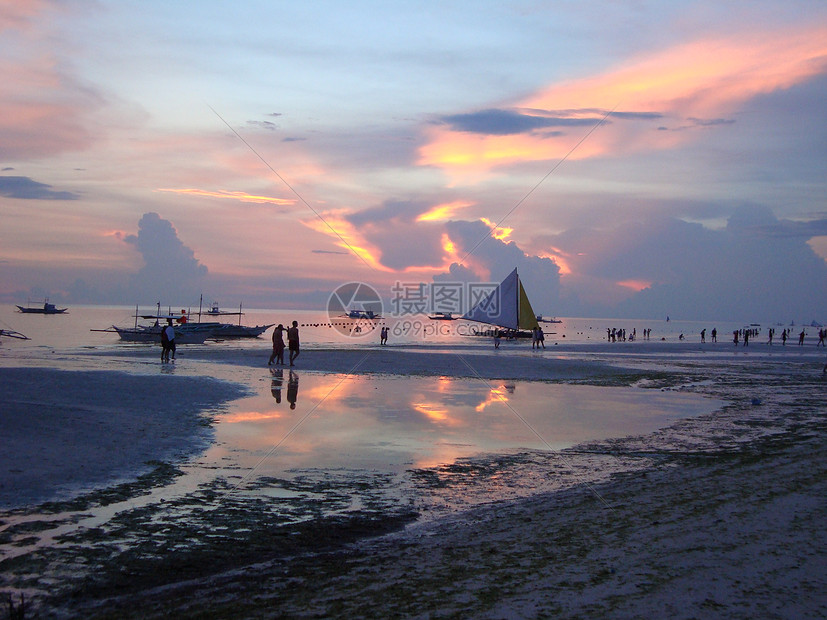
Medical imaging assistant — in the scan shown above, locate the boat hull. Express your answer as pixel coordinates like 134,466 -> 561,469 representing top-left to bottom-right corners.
208,323 -> 274,338
16,305 -> 67,314
111,325 -> 211,344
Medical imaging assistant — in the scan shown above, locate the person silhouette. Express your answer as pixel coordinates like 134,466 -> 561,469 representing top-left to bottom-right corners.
287,320 -> 300,365
269,323 -> 285,365
162,318 -> 175,362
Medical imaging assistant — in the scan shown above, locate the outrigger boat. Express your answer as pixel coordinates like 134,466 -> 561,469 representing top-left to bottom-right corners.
95,304 -> 213,344
428,312 -> 457,320
0,329 -> 29,341
345,307 -> 381,320
191,297 -> 274,338
536,315 -> 562,324
16,299 -> 67,314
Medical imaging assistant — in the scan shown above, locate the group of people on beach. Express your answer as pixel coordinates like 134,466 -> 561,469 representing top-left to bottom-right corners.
268,321 -> 301,366
729,326 -> 816,347
531,326 -> 545,349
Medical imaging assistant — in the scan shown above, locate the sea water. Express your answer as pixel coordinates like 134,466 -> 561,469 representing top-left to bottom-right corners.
0,303 -> 783,353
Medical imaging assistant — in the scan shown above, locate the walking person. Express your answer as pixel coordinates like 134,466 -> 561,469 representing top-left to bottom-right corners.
161,320 -> 170,362
269,323 -> 285,365
162,318 -> 175,362
287,320 -> 300,366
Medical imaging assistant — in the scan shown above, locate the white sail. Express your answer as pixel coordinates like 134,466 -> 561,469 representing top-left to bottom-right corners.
462,268 -> 539,331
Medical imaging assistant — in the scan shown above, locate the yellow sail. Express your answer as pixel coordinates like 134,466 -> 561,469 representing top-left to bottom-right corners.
518,279 -> 540,331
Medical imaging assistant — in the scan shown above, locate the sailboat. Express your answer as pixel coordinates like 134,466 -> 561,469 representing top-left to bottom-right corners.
462,268 -> 540,337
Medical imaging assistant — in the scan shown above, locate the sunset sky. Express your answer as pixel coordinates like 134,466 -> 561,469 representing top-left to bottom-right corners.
2,0 -> 826,321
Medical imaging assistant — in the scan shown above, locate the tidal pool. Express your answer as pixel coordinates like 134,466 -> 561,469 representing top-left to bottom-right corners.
187,370 -> 721,509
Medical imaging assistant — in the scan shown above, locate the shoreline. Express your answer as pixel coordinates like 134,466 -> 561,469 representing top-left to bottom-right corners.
1,343 -> 826,617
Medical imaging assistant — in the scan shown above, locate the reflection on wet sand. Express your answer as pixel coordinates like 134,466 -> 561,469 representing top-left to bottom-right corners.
287,370 -> 299,410
212,372 -> 716,476
269,369 -> 299,409
270,368 -> 282,403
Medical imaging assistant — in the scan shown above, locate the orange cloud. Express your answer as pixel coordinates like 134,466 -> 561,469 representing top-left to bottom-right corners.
480,217 -> 513,241
301,210 -> 394,272
156,188 -> 295,206
416,200 -> 474,222
537,248 -> 573,276
419,26 -> 827,178
617,279 -> 653,292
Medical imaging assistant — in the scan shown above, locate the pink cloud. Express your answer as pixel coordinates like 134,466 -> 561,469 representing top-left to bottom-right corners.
0,1 -> 101,159
419,26 -> 827,178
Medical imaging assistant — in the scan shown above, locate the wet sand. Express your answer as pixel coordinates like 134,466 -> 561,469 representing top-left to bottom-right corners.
1,341 -> 826,617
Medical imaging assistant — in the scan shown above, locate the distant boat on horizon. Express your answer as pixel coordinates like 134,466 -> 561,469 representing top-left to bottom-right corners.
536,315 -> 562,324
428,312 -> 457,320
16,299 -> 67,314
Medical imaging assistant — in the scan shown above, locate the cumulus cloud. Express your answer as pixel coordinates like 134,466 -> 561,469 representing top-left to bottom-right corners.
431,219 -> 563,314
121,212 -> 208,303
0,176 -> 78,200
544,206 -> 827,321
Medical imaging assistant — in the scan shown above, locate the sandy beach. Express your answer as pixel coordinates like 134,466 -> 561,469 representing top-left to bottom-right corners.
1,340 -> 826,618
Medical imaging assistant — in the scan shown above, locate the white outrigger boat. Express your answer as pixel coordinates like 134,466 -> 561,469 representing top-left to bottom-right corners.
192,298 -> 274,338
95,304 -> 213,344
95,300 -> 273,343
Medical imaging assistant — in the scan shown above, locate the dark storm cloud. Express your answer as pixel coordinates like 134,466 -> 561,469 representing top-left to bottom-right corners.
660,117 -> 736,131
687,117 -> 736,127
439,108 -> 592,135
438,108 -> 664,136
0,176 -> 78,200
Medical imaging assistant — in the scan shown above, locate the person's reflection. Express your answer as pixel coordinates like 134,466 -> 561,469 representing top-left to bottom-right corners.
287,370 -> 299,410
270,367 -> 283,404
